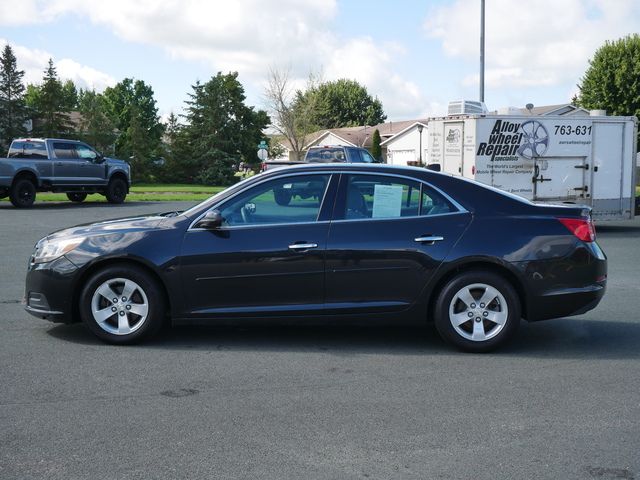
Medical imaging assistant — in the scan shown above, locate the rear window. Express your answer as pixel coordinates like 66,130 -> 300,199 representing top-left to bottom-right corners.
8,141 -> 48,159
306,148 -> 347,163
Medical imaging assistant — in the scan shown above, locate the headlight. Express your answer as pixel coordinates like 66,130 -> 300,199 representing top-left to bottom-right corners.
32,237 -> 85,264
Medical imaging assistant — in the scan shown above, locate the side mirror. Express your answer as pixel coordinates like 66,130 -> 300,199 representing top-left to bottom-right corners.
195,210 -> 223,229
94,152 -> 105,163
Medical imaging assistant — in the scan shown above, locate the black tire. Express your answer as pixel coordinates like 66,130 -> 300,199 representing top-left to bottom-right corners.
9,177 -> 36,208
433,270 -> 520,353
105,177 -> 127,204
67,192 -> 87,203
274,188 -> 292,206
79,264 -> 166,344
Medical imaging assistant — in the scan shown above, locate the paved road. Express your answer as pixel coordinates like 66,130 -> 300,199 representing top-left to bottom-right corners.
1,201 -> 639,480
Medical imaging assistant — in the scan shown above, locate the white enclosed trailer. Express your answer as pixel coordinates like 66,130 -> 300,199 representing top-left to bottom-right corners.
427,114 -> 638,220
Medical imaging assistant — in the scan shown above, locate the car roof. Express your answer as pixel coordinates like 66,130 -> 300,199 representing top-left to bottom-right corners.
12,138 -> 84,143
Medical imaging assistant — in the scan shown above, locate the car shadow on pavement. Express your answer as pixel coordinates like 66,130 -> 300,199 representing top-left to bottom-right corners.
596,224 -> 640,237
46,317 -> 640,359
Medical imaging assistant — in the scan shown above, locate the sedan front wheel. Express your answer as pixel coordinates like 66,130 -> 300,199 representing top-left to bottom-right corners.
434,271 -> 521,352
79,264 -> 165,344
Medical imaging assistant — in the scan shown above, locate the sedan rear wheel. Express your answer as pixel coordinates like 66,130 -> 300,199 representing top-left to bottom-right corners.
434,271 -> 520,352
80,265 -> 165,344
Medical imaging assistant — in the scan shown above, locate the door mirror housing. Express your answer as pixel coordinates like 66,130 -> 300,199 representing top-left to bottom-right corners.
195,210 -> 223,229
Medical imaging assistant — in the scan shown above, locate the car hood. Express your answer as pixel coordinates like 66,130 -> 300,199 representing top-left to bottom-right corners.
45,214 -> 168,241
104,157 -> 128,166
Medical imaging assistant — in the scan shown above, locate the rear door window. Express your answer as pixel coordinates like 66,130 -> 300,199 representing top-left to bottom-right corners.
339,174 -> 457,220
342,174 -> 421,220
53,143 -> 77,159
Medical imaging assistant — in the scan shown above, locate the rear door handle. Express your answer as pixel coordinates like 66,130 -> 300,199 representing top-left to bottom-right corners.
414,236 -> 444,244
288,243 -> 318,251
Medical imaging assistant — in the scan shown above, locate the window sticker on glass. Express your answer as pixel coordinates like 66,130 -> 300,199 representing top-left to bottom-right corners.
372,184 -> 403,218
283,183 -> 293,189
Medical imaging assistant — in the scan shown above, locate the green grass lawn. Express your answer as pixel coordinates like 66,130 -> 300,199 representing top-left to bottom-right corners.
1,184 -> 226,203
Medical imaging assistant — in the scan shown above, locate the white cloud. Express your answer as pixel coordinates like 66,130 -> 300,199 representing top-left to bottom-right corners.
0,38 -> 117,91
0,0 -> 430,119
425,0 -> 640,91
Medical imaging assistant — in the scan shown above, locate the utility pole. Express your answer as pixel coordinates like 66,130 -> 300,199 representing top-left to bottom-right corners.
480,0 -> 485,103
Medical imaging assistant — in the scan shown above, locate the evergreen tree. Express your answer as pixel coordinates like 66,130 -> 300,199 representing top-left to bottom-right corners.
0,44 -> 29,152
181,72 -> 270,185
371,128 -> 382,162
34,59 -> 72,137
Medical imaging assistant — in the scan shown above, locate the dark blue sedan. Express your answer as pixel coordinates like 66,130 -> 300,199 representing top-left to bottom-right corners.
24,164 -> 607,352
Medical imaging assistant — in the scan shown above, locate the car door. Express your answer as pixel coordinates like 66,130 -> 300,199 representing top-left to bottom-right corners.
179,172 -> 337,319
324,172 -> 471,314
73,143 -> 107,185
51,142 -> 81,185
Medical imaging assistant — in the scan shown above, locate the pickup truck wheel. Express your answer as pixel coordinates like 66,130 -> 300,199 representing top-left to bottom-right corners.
106,177 -> 127,204
67,192 -> 87,203
10,178 -> 36,208
274,188 -> 292,206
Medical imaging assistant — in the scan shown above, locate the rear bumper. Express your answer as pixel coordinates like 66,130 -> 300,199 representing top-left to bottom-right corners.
523,240 -> 607,321
527,282 -> 606,321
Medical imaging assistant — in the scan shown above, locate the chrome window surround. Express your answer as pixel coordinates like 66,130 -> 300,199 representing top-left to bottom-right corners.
187,169 -> 468,231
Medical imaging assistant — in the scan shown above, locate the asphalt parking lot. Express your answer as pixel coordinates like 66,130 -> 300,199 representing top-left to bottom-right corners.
1,201 -> 639,480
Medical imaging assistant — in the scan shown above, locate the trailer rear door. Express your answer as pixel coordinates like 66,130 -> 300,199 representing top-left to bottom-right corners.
533,156 -> 588,201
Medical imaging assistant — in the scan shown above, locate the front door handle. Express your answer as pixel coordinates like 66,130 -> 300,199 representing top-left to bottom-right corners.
288,243 -> 318,251
414,236 -> 444,244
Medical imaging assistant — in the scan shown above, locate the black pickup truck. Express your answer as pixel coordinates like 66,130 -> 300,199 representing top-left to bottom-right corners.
0,138 -> 131,207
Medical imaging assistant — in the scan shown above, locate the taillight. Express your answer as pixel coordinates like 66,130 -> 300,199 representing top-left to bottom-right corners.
260,163 -> 267,172
558,217 -> 596,242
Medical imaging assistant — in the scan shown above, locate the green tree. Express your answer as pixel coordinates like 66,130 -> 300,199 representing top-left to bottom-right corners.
181,72 -> 270,185
371,128 -> 382,162
577,34 -> 640,119
60,80 -> 78,110
76,89 -> 116,154
295,78 -> 386,129
103,78 -> 164,181
32,59 -> 73,137
0,44 -> 29,152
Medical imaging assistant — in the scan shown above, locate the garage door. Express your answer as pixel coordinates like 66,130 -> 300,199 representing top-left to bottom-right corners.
388,149 -> 416,166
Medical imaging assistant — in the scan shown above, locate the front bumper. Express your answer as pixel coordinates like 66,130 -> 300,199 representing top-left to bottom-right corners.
24,255 -> 79,324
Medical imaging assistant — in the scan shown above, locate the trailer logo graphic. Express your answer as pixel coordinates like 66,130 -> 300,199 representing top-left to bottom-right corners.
476,119 -> 548,161
517,120 -> 549,159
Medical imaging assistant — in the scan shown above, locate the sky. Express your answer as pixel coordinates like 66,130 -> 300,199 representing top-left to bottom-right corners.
1,0 -> 639,123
